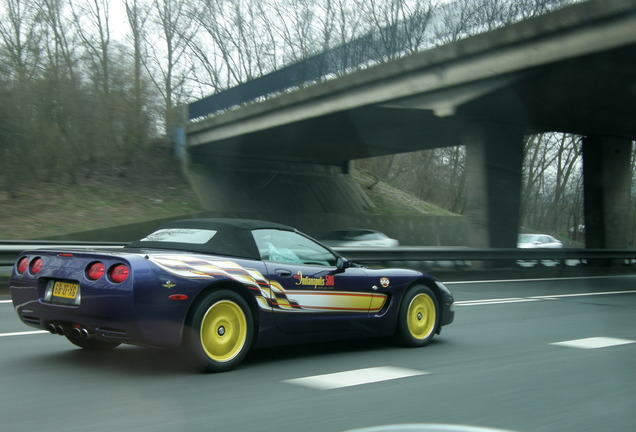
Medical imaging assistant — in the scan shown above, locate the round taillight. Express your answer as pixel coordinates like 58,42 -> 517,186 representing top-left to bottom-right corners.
109,264 -> 130,283
30,257 -> 43,275
86,262 -> 105,280
17,257 -> 29,274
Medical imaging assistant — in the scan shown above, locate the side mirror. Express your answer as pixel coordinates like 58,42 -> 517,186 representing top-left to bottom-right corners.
336,256 -> 351,272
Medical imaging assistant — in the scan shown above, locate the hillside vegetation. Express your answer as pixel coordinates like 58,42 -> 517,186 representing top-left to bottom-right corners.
0,145 -> 201,240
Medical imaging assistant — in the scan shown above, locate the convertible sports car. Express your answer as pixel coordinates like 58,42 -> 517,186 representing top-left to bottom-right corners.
10,218 -> 455,372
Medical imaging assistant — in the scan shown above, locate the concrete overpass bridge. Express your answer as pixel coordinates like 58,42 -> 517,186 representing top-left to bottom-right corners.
184,0 -> 636,249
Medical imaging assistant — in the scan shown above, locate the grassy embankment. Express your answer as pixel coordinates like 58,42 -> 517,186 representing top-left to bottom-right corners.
0,150 -> 451,240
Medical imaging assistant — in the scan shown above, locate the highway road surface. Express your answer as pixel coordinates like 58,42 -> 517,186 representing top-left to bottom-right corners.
1,274 -> 635,432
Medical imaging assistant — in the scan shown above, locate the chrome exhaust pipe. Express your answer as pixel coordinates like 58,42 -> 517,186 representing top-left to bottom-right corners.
48,324 -> 57,334
70,326 -> 93,339
55,325 -> 65,335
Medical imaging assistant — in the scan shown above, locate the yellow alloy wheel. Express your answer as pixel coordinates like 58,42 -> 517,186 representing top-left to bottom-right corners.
200,300 -> 248,363
406,293 -> 436,340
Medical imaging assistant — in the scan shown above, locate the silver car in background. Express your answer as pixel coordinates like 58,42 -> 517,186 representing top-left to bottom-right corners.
517,233 -> 563,266
517,234 -> 563,249
321,229 -> 399,247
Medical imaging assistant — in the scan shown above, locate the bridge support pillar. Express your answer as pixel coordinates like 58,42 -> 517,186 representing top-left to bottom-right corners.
184,156 -> 374,214
582,136 -> 633,249
463,123 -> 524,249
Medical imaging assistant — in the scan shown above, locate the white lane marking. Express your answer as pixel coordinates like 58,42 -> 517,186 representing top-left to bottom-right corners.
455,289 -> 636,306
529,290 -> 636,299
283,366 -> 429,390
456,298 -> 540,306
0,330 -> 48,338
550,337 -> 636,349
445,274 -> 636,285
0,300 -> 12,304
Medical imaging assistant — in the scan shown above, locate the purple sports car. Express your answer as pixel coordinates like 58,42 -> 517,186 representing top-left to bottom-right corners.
10,218 -> 454,372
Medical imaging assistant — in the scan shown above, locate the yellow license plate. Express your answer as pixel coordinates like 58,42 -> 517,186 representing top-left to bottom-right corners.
52,281 -> 79,299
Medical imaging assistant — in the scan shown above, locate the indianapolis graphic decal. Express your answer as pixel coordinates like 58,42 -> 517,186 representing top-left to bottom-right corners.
147,254 -> 386,313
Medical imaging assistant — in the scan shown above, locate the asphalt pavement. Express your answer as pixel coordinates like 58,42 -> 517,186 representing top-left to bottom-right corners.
1,274 -> 635,432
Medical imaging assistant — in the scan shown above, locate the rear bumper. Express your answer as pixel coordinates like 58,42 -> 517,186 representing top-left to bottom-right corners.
12,283 -> 136,342
10,282 -> 185,348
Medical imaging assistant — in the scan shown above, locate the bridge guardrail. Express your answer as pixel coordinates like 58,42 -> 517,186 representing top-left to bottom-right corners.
1,241 -> 635,268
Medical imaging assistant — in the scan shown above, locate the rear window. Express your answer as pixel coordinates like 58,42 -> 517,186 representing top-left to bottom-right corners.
139,229 -> 217,244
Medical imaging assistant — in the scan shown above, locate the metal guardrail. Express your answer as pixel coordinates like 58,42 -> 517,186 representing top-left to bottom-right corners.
1,241 -> 635,268
333,247 -> 636,263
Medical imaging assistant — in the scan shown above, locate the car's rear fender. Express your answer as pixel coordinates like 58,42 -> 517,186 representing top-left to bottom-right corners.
179,279 -> 266,348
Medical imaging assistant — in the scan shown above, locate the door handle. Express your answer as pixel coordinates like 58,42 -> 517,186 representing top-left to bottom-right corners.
275,269 -> 292,277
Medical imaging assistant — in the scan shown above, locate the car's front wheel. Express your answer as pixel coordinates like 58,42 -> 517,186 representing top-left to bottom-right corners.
395,285 -> 439,347
183,290 -> 254,372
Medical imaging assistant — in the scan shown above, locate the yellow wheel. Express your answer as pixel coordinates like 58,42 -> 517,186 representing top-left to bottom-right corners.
200,300 -> 247,362
406,294 -> 436,341
184,290 -> 254,372
396,285 -> 439,347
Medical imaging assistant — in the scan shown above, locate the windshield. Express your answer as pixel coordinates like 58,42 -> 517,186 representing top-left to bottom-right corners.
139,228 -> 217,244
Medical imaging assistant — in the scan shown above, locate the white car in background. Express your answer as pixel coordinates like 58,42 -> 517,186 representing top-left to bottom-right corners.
517,233 -> 563,266
320,229 -> 399,247
517,234 -> 563,249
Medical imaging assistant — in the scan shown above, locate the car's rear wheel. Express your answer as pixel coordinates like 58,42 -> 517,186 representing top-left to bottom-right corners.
65,332 -> 121,350
395,285 -> 439,347
183,290 -> 254,372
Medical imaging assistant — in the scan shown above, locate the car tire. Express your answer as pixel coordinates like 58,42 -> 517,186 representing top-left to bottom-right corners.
65,332 -> 121,350
183,290 -> 254,372
395,285 -> 439,347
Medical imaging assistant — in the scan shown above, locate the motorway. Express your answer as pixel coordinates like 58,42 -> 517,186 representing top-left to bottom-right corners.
1,275 -> 635,432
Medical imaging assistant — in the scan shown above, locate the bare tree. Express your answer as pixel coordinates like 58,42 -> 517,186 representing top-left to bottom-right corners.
145,0 -> 198,132
320,0 -> 364,73
432,0 -> 481,44
125,0 -> 148,106
71,0 -> 112,95
0,0 -> 45,80
547,134 -> 582,232
122,0 -> 153,152
521,134 -> 550,228
265,0 -> 320,63
433,0 -> 579,45
30,0 -> 87,181
354,0 -> 435,60
0,0 -> 45,193
40,0 -> 77,81
521,133 -> 583,239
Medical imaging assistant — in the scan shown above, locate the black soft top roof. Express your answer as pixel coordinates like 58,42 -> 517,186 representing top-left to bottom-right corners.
125,218 -> 295,260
